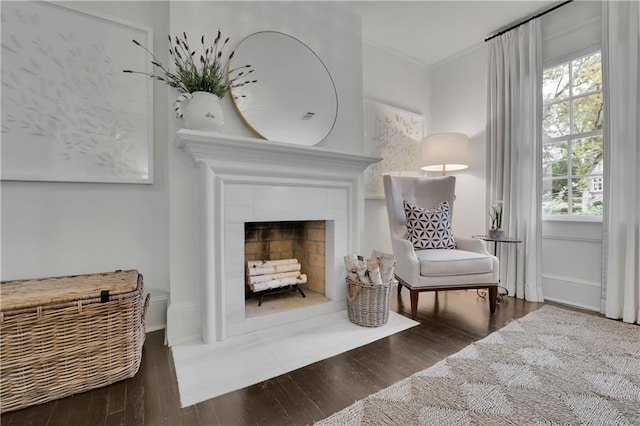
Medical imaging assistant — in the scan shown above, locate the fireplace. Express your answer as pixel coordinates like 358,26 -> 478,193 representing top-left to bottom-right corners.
244,221 -> 329,316
244,220 -> 327,294
173,130 -> 379,343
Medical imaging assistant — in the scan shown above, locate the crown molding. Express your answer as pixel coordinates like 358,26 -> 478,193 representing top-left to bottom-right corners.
362,38 -> 432,70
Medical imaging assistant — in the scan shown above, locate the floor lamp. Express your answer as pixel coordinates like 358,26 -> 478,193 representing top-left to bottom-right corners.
421,133 -> 469,175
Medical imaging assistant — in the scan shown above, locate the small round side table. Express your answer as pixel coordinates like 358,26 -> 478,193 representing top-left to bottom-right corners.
472,234 -> 522,257
472,234 -> 523,299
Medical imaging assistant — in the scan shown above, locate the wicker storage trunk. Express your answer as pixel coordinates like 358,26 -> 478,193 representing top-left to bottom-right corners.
0,270 -> 148,413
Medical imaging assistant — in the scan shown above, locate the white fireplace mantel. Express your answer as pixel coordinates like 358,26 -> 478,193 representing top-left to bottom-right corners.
173,130 -> 380,344
175,129 -> 380,179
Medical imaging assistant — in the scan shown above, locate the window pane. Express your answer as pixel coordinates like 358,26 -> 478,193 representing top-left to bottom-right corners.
542,178 -> 569,215
571,136 -> 604,176
543,101 -> 570,137
543,64 -> 570,102
541,50 -> 603,218
572,53 -> 602,96
572,178 -> 603,215
572,93 -> 603,134
542,141 -> 567,177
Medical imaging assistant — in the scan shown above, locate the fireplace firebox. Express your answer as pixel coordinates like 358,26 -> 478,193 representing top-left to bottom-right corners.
244,221 -> 328,313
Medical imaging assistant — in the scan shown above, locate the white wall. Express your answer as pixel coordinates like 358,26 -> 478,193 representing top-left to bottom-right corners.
2,1 -> 603,340
361,39 -> 489,255
166,1 -> 364,344
541,220 -> 602,310
540,0 -> 602,311
1,1 -> 363,343
420,1 -> 603,312
169,1 -> 364,154
429,46 -> 488,238
1,1 -> 171,330
362,42 -> 430,255
422,2 -> 603,312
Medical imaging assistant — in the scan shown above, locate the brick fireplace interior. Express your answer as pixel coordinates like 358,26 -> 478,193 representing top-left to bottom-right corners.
244,220 -> 330,317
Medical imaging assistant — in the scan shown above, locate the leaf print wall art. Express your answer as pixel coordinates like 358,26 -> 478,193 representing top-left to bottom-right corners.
1,1 -> 153,183
364,99 -> 425,198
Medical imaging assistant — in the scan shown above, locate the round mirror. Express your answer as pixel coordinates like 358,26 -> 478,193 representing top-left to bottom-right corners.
230,31 -> 338,146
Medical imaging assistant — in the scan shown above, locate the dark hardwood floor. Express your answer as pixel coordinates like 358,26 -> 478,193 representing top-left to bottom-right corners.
2,289 -> 544,425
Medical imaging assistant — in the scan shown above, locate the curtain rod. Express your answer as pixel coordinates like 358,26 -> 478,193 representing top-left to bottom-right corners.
484,0 -> 574,42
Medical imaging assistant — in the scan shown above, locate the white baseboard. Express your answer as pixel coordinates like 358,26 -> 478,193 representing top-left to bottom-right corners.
544,295 -> 600,312
542,275 -> 601,312
166,301 -> 202,346
542,273 -> 601,288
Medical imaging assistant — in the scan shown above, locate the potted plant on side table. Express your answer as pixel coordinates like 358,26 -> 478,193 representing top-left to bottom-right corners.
488,200 -> 504,240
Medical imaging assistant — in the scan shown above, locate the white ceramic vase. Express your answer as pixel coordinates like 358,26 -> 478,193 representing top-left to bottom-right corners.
179,91 -> 224,132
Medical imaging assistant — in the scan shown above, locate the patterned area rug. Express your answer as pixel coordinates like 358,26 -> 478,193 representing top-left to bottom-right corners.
316,305 -> 640,425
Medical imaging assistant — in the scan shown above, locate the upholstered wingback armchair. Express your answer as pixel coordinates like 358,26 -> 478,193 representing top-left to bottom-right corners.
383,174 -> 499,319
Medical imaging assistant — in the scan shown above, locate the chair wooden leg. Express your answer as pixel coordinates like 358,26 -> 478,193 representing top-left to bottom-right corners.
410,289 -> 419,320
397,281 -> 403,295
488,286 -> 497,313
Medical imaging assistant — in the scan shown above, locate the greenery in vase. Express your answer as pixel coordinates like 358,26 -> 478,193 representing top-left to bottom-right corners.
490,201 -> 503,230
124,30 -> 256,99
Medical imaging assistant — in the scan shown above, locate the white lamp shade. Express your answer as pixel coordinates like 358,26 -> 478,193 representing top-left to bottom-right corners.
421,133 -> 469,172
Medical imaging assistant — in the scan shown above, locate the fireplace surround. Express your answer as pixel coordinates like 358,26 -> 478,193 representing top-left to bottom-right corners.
173,130 -> 379,343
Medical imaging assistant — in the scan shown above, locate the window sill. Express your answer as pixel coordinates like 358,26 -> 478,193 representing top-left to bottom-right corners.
542,215 -> 603,223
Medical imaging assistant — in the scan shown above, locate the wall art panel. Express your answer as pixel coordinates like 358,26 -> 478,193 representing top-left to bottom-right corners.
364,99 -> 425,198
1,1 -> 153,183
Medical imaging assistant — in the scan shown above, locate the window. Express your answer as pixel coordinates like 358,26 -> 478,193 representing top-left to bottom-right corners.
542,51 -> 604,217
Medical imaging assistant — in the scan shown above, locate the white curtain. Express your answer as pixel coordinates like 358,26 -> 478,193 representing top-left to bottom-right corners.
601,1 -> 640,324
486,20 -> 544,302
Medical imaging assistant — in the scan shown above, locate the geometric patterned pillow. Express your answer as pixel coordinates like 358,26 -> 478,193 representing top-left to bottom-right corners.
403,200 -> 456,249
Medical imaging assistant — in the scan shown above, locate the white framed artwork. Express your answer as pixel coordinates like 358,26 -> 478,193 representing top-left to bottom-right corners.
364,99 -> 426,199
1,1 -> 153,183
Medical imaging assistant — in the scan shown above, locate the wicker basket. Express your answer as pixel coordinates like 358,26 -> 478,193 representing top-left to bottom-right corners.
346,278 -> 392,327
0,270 -> 149,413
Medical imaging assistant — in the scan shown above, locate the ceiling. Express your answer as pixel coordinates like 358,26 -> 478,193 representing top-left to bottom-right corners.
345,1 -> 559,67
